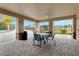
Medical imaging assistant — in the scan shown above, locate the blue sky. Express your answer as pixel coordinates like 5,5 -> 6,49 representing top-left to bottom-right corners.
39,22 -> 48,26
24,20 -> 35,26
53,19 -> 73,26
39,19 -> 73,26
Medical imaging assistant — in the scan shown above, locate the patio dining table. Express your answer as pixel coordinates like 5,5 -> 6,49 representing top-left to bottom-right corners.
33,32 -> 55,47
36,32 -> 50,44
37,32 -> 49,36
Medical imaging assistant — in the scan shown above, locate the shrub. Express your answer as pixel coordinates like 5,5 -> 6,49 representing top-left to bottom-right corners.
60,29 -> 67,34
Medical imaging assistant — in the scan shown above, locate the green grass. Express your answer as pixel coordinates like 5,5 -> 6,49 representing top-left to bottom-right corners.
53,30 -> 72,35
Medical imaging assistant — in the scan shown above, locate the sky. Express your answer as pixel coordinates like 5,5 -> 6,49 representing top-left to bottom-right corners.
24,20 -> 35,26
0,16 -> 73,26
39,22 -> 48,26
39,19 -> 73,26
53,19 -> 73,26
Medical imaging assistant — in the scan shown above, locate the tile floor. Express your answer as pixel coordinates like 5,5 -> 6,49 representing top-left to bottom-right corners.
0,30 -> 79,56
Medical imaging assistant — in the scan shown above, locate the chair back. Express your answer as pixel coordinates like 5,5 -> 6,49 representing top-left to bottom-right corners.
34,33 -> 42,41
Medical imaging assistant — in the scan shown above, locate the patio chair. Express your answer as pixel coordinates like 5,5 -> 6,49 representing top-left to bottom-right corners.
46,33 -> 56,46
33,33 -> 43,47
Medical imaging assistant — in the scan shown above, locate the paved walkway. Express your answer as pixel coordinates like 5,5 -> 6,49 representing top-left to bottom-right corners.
55,34 -> 73,39
0,30 -> 16,44
0,31 -> 79,56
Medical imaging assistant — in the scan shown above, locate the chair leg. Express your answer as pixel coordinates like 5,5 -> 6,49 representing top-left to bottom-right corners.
33,39 -> 35,46
53,39 -> 56,46
38,40 -> 40,43
39,41 -> 42,47
46,37 -> 48,42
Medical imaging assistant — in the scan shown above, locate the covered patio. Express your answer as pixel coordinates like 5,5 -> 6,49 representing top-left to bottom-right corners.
0,31 -> 79,56
0,3 -> 79,56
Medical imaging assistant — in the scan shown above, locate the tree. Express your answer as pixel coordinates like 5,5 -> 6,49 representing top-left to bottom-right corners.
0,20 -> 7,30
1,16 -> 13,30
64,25 -> 68,28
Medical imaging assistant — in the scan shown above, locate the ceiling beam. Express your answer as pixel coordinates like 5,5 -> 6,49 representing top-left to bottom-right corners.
0,8 -> 36,22
38,15 -> 76,22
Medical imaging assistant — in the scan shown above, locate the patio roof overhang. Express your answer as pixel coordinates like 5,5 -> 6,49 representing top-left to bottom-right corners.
0,3 -> 78,23
0,8 -> 76,22
0,8 -> 36,22
38,14 -> 76,22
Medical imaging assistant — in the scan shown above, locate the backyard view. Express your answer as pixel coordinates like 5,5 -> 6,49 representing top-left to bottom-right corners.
24,20 -> 35,31
53,19 -> 73,35
40,22 -> 48,32
24,21 -> 49,33
0,16 -> 73,41
0,16 -> 16,31
24,19 -> 73,35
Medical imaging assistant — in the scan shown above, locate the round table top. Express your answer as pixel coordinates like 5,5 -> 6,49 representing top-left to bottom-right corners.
37,33 -> 49,36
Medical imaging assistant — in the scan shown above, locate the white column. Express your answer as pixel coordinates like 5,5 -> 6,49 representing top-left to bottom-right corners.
49,19 -> 53,34
35,22 -> 40,32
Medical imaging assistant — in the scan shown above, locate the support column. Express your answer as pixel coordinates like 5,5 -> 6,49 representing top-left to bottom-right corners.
49,20 -> 53,34
76,14 -> 79,40
73,16 -> 77,39
16,17 -> 24,40
35,21 -> 40,32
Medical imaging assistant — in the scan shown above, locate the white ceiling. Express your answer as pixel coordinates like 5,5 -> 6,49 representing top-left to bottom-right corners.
0,3 -> 78,20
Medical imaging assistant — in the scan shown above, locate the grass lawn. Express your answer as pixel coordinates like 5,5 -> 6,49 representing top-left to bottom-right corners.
53,30 -> 72,35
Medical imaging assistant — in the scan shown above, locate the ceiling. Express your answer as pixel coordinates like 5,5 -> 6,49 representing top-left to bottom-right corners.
0,3 -> 78,21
